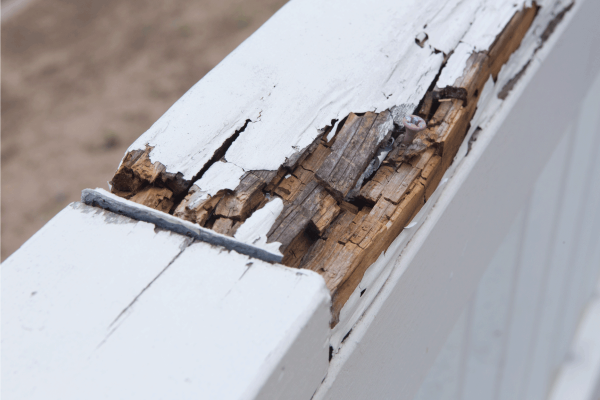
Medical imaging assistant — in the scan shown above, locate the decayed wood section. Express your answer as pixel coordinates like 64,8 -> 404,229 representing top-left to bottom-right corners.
109,5 -> 537,324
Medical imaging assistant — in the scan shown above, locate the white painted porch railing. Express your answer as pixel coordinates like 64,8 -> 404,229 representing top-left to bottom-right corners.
2,0 -> 599,399
414,72 -> 600,400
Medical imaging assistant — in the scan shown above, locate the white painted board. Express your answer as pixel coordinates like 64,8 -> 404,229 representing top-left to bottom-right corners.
411,69 -> 600,400
2,203 -> 189,399
548,280 -> 600,400
1,203 -> 331,400
460,209 -> 526,400
413,304 -> 471,400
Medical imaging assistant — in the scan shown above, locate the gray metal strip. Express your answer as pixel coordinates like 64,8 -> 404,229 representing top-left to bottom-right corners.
81,188 -> 283,264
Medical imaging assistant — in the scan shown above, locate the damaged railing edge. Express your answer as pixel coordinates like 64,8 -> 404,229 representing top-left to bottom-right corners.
81,188 -> 284,264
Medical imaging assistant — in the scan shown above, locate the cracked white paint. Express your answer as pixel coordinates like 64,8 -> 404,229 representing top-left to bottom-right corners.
461,2 -> 520,51
437,42 -> 476,88
422,0 -> 482,54
3,203 -> 331,400
123,0 -> 451,181
118,0 -> 548,207
187,161 -> 246,208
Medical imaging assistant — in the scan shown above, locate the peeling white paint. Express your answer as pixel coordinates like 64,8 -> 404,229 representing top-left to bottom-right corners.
235,198 -> 284,256
320,0 -> 592,396
461,2 -> 519,51
187,161 -> 246,208
423,0 -> 482,54
437,42 -> 476,88
124,0 -> 450,181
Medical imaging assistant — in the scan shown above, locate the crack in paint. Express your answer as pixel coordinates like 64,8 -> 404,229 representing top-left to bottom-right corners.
95,237 -> 194,350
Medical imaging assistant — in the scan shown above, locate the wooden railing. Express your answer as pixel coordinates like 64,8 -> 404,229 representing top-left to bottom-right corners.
2,0 -> 599,399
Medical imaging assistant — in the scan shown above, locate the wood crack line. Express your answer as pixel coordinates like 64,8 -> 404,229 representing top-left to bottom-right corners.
96,237 -> 194,350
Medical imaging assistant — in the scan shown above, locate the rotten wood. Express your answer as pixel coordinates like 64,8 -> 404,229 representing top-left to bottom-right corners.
214,170 -> 277,220
173,190 -> 224,226
111,146 -> 188,198
315,111 -> 393,200
129,186 -> 174,213
274,144 -> 331,202
298,5 -> 536,324
106,4 -> 538,326
212,218 -> 242,237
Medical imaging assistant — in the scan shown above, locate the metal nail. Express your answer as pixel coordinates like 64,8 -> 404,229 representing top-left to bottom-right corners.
402,115 -> 427,145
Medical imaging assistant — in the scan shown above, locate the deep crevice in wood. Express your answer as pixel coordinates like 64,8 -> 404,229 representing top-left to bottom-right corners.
110,119 -> 253,213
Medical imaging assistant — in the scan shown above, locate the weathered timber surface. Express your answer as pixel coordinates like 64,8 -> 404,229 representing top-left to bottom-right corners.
174,190 -> 224,226
106,5 -> 537,325
300,5 -> 536,324
130,186 -> 174,213
315,111 -> 393,200
173,169 -> 276,229
214,170 -> 277,220
212,218 -> 242,236
111,146 -> 188,198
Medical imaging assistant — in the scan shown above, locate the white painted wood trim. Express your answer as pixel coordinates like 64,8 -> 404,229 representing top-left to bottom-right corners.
412,73 -> 600,398
548,279 -> 600,400
1,204 -> 331,399
3,0 -> 598,399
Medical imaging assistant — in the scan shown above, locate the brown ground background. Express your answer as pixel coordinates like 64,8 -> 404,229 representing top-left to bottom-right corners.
1,0 -> 287,260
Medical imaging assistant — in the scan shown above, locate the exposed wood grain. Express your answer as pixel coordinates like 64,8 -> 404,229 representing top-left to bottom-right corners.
215,170 -> 277,220
358,165 -> 396,204
268,181 -> 340,253
420,154 -> 443,200
212,217 -> 242,236
316,111 -> 393,200
275,144 -> 331,202
111,146 -> 188,198
304,5 -> 537,323
129,186 -> 174,213
173,190 -> 224,225
487,6 -> 539,81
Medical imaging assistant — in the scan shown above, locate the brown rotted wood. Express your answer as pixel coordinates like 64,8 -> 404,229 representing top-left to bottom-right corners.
212,218 -> 242,236
214,170 -> 277,220
174,191 -> 224,225
110,146 -> 189,200
129,186 -> 174,213
315,111 -> 392,200
267,180 -> 340,254
300,6 -> 537,324
274,144 -> 331,202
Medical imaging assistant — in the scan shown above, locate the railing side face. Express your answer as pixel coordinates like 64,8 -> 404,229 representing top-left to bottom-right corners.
413,55 -> 600,400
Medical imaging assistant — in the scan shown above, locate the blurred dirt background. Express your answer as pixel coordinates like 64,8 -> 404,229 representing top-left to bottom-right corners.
1,0 -> 287,260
